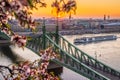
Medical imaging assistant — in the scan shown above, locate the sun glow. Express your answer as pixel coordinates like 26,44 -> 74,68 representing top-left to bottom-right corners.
31,0 -> 120,19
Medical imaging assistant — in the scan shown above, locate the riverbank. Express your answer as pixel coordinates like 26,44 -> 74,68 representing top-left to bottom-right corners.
59,28 -> 120,35
15,28 -> 120,37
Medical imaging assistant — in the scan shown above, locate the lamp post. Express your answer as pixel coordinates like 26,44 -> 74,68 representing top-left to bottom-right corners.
95,51 -> 97,60
94,51 -> 97,68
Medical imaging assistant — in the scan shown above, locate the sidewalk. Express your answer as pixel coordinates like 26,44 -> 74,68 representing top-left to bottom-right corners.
10,45 -> 41,62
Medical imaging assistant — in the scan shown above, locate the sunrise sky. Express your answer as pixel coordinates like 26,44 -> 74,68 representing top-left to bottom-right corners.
31,0 -> 120,19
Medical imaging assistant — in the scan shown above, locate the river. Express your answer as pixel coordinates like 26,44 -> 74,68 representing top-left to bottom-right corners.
1,33 -> 120,80
61,33 -> 120,80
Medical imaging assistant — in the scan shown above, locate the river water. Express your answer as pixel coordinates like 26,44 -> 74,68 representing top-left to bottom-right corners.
1,33 -> 120,80
61,33 -> 120,80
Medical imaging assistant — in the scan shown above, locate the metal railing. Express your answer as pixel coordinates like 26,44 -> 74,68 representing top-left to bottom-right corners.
45,34 -> 110,80
26,33 -> 110,80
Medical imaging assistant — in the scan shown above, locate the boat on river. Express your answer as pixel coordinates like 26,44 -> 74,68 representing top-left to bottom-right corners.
74,35 -> 117,44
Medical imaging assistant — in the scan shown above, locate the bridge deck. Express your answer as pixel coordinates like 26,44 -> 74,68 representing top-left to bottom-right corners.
88,64 -> 120,80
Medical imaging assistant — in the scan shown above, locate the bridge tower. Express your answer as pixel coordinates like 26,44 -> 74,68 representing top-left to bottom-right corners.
42,16 -> 59,49
42,17 -> 46,49
55,16 -> 59,45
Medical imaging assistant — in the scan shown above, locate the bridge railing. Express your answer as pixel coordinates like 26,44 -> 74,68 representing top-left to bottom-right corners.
26,35 -> 43,54
46,32 -> 120,78
0,30 -> 10,40
45,34 -> 110,80
58,34 -> 120,78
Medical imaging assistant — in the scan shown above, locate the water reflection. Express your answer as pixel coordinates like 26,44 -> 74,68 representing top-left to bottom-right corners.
64,33 -> 120,71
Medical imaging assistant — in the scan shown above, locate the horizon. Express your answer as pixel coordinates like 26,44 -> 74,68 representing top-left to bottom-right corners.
32,16 -> 120,20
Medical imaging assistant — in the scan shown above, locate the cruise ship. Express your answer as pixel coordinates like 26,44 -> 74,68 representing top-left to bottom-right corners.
74,35 -> 117,44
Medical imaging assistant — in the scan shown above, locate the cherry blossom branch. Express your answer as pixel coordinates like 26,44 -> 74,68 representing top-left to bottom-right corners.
0,47 -> 59,80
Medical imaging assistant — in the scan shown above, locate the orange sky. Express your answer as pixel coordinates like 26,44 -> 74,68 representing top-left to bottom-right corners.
31,0 -> 120,19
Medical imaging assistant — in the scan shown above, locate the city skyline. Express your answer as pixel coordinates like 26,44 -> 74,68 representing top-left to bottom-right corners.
31,0 -> 120,19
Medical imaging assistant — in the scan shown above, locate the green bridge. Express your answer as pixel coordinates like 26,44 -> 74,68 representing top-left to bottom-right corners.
1,25 -> 120,80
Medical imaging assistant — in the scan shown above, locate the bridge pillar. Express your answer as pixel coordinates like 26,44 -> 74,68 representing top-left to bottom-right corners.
42,17 -> 46,49
47,61 -> 63,75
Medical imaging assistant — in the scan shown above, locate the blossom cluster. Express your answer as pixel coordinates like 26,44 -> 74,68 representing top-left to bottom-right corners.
1,26 -> 11,36
0,47 -> 59,80
40,47 -> 57,61
0,0 -> 46,48
11,34 -> 27,48
0,0 -> 76,80
0,26 -> 27,48
0,0 -> 46,29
